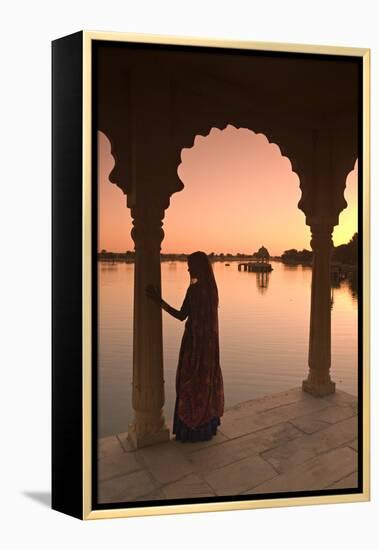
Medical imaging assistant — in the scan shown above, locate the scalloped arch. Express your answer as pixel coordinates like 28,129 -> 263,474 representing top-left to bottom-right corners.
175,123 -> 304,214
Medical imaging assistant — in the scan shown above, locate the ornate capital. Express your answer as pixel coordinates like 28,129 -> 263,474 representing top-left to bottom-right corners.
130,204 -> 165,250
310,223 -> 334,251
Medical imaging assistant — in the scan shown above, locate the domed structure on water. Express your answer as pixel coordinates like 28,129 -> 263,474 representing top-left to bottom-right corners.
254,246 -> 270,263
238,245 -> 273,273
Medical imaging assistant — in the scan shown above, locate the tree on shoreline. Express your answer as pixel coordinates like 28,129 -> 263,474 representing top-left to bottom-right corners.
333,233 -> 358,265
280,233 -> 358,265
281,248 -> 312,263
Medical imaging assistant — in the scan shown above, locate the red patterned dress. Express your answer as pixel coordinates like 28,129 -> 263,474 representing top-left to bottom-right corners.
164,281 -> 224,442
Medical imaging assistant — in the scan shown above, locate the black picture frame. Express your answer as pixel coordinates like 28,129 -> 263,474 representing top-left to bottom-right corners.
52,31 -> 370,520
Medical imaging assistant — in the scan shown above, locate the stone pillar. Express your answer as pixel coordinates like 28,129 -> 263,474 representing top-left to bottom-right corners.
302,223 -> 336,397
127,203 -> 170,448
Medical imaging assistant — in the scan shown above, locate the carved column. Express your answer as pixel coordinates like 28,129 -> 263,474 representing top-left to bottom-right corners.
127,203 -> 170,448
302,223 -> 336,396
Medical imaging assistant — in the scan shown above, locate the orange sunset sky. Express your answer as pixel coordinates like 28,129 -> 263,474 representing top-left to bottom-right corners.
98,127 -> 358,256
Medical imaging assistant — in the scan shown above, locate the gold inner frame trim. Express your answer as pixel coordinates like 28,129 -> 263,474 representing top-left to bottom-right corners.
81,30 -> 370,520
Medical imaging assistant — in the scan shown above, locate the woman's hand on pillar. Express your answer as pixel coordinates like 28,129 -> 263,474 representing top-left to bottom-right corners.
146,284 -> 162,305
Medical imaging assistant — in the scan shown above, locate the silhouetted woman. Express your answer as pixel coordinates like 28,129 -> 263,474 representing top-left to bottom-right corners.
146,251 -> 224,442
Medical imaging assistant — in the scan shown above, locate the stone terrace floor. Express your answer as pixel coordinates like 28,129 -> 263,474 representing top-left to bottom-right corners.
98,387 -> 358,504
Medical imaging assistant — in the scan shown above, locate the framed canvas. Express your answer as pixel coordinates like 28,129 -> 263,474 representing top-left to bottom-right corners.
52,31 -> 370,520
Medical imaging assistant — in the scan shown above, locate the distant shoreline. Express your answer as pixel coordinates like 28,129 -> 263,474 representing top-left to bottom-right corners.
97,254 -> 312,266
98,255 -> 357,269
98,233 -> 357,267
98,253 -> 282,263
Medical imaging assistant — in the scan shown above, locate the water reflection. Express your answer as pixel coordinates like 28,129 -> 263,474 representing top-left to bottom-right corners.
98,259 -> 358,437
348,272 -> 358,300
282,263 -> 300,271
331,272 -> 358,303
255,271 -> 270,293
100,261 -> 119,272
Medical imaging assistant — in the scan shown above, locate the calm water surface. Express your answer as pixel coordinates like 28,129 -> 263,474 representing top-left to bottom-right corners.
98,260 -> 358,437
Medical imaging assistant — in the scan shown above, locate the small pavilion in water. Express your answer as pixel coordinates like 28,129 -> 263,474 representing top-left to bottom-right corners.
238,246 -> 273,273
254,246 -> 270,263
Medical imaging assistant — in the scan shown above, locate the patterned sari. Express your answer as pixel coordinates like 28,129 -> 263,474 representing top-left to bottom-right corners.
165,280 -> 224,441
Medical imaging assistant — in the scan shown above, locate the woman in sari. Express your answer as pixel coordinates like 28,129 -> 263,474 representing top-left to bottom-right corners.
146,251 -> 224,442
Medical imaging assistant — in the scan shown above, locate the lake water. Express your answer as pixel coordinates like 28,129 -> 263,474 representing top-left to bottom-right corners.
98,260 -> 358,438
